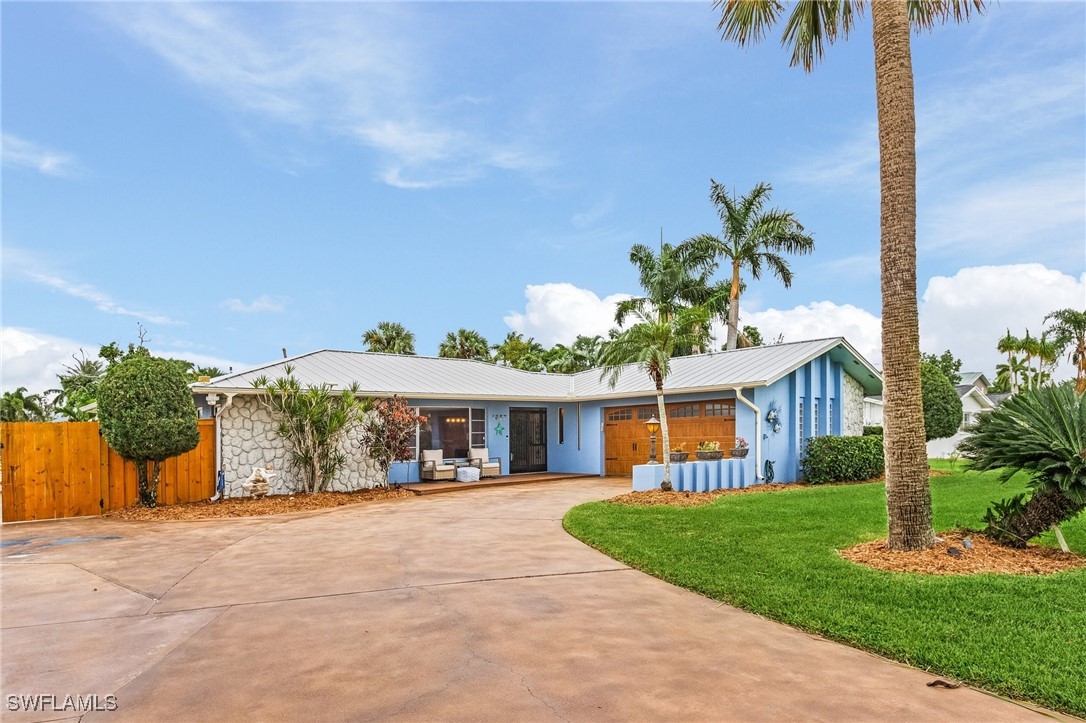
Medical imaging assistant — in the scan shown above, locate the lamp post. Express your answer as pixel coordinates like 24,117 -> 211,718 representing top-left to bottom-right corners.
645,416 -> 660,464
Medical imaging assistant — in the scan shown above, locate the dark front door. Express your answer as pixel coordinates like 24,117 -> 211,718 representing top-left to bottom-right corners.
509,408 -> 547,473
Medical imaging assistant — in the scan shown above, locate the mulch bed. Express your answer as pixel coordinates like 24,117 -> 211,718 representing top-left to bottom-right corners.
104,487 -> 418,521
608,484 -> 801,507
840,530 -> 1086,576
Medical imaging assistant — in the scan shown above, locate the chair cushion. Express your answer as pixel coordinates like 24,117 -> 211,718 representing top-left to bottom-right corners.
420,449 -> 444,464
469,447 -> 489,462
434,464 -> 454,472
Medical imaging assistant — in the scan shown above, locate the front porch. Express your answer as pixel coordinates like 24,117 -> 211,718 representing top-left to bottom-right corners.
401,472 -> 598,495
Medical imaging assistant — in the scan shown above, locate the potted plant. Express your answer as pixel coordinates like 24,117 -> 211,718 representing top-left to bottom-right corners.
731,436 -> 750,458
695,440 -> 724,461
669,444 -> 689,463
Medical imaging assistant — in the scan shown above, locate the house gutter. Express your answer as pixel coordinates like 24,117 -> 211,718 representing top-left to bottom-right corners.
733,387 -> 762,481
207,392 -> 236,501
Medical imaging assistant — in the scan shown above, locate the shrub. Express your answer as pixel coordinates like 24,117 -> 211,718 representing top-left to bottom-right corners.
252,369 -> 370,493
921,361 -> 963,440
801,435 -> 884,485
361,396 -> 426,486
863,425 -> 883,436
97,348 -> 200,507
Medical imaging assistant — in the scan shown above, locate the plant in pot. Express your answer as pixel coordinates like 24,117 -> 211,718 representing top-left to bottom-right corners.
731,436 -> 750,458
669,443 -> 689,463
695,440 -> 723,461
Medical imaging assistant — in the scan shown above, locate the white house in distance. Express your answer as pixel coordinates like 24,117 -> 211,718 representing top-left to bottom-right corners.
863,372 -> 1001,458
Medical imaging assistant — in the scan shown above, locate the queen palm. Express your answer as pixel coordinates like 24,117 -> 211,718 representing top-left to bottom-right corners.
0,387 -> 49,422
716,0 -> 985,551
615,241 -> 725,354
995,355 -> 1027,396
686,180 -> 813,351
599,306 -> 710,491
997,329 -> 1023,394
1044,308 -> 1086,394
547,335 -> 604,374
362,321 -> 416,355
438,328 -> 491,361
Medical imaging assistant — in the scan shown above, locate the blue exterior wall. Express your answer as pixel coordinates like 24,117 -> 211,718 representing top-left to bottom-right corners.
385,350 -> 856,485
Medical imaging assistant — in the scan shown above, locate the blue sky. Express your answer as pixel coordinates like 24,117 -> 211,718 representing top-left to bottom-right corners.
3,2 -> 1084,392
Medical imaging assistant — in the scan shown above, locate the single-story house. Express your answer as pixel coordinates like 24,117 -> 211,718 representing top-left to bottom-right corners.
863,371 -> 1000,459
193,337 -> 882,497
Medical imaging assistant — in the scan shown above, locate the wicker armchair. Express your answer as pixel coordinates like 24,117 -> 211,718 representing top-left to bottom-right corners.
467,447 -> 501,478
419,449 -> 455,481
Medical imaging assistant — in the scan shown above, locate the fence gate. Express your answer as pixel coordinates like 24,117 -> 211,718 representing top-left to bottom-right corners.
1,420 -> 215,523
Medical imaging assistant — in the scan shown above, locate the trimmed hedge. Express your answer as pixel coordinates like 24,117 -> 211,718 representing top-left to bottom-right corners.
801,435 -> 884,484
863,425 -> 883,436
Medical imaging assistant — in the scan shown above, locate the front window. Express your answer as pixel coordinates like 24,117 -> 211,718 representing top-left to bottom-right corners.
417,407 -> 485,459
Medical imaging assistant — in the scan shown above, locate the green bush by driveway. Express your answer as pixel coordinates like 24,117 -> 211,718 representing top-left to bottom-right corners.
564,469 -> 1086,716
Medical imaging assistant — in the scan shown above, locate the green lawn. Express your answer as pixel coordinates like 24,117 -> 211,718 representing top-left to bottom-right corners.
564,467 -> 1086,716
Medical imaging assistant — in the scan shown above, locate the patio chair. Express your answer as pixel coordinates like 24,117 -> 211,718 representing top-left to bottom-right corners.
468,447 -> 501,478
419,449 -> 455,481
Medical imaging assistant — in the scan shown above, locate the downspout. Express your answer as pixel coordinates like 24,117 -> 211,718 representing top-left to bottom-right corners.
209,392 -> 236,501
734,387 -> 762,481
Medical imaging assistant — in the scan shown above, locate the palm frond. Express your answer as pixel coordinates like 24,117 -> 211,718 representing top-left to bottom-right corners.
714,0 -> 784,46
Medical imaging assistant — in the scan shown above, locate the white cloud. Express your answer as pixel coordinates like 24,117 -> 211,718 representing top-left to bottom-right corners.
0,328 -> 90,393
742,302 -> 884,366
919,264 -> 1085,379
220,295 -> 286,313
504,283 -> 632,346
1,133 -> 77,177
100,4 -> 547,188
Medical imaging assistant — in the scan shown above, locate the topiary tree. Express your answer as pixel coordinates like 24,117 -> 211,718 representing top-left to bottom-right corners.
252,369 -> 370,494
360,395 -> 426,487
960,384 -> 1085,548
920,362 -> 962,441
97,348 -> 200,507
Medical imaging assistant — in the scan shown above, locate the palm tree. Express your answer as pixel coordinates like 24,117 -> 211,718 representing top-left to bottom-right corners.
715,0 -> 985,551
0,387 -> 49,422
615,242 -> 724,354
996,329 -> 1022,394
492,332 -> 547,371
438,328 -> 491,361
547,335 -> 605,374
362,321 -> 416,355
1043,308 -> 1086,394
598,306 -> 710,491
995,355 -> 1028,396
686,180 -> 814,351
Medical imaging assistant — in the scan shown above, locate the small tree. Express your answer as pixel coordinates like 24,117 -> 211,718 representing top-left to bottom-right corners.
961,384 -> 1085,547
920,362 -> 962,441
360,396 -> 426,487
252,370 -> 370,494
97,349 -> 200,507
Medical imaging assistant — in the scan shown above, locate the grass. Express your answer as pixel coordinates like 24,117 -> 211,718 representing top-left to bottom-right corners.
563,466 -> 1086,716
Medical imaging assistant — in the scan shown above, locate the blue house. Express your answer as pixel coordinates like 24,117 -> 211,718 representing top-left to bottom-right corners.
193,337 -> 881,497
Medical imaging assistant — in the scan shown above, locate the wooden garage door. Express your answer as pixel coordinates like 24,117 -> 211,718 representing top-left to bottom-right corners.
603,399 -> 736,477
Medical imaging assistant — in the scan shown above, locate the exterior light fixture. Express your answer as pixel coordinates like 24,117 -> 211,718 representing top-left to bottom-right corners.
645,416 -> 661,464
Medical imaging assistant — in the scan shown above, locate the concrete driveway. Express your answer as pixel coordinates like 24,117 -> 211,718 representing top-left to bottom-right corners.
1,479 -> 1063,722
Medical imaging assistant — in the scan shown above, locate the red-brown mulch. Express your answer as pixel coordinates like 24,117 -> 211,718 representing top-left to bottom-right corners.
104,487 -> 418,520
608,484 -> 803,507
839,530 -> 1086,576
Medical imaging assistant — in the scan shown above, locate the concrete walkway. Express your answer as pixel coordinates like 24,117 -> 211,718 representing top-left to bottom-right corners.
1,479 -> 1065,722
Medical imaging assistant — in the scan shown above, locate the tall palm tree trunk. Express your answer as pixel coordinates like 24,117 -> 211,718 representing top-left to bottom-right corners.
726,260 -> 741,351
873,1 -> 934,551
656,382 -> 672,491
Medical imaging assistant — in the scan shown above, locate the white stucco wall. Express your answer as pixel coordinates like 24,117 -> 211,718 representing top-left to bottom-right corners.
842,374 -> 865,436
220,395 -> 384,497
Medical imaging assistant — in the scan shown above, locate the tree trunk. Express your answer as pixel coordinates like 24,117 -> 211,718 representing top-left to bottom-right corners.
137,460 -> 159,508
988,488 -> 1085,549
656,385 -> 672,491
726,260 -> 741,351
872,1 -> 934,551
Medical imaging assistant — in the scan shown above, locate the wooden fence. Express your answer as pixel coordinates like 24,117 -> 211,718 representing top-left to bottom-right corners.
1,420 -> 216,522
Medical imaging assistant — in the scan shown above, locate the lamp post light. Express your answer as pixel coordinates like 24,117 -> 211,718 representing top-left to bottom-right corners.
645,416 -> 661,464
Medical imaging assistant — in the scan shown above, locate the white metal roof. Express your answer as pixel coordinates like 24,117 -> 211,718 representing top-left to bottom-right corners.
193,337 -> 882,400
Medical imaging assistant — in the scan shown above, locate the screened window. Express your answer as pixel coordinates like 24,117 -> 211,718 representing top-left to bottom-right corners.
607,408 -> 632,422
418,407 -> 475,459
705,401 -> 735,417
470,408 -> 486,449
669,404 -> 698,418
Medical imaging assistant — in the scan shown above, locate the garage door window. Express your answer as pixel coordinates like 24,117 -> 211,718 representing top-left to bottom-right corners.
705,401 -> 735,417
669,404 -> 698,418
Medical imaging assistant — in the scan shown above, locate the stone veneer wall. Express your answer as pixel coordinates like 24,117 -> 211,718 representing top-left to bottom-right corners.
220,396 -> 384,497
842,374 -> 865,437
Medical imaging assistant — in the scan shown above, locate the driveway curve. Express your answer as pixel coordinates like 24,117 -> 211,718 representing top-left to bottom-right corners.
1,479 -> 1064,721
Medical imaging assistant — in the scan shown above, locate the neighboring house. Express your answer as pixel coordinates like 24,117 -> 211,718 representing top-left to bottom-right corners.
193,337 -> 882,497
927,373 -> 998,459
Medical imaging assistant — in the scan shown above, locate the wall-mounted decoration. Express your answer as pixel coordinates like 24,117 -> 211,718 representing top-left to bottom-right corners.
494,422 -> 506,437
766,407 -> 782,435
